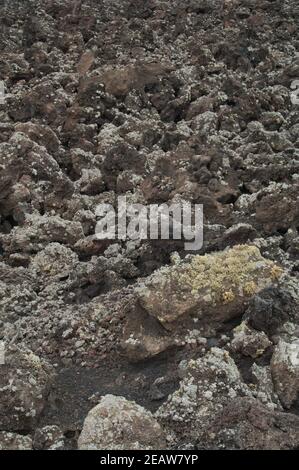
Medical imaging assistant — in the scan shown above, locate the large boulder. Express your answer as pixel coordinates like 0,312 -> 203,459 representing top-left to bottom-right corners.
137,245 -> 282,328
156,348 -> 253,446
156,348 -> 299,449
78,395 -> 166,450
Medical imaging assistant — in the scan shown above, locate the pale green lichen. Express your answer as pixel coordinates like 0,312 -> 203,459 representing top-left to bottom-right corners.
270,265 -> 284,280
243,281 -> 257,296
138,245 -> 284,324
174,245 -> 275,303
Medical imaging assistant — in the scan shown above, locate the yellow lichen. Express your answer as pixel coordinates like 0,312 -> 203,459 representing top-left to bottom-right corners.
25,351 -> 42,370
222,290 -> 235,303
175,245 -> 274,300
139,245 -> 279,323
243,281 -> 257,296
271,265 -> 284,280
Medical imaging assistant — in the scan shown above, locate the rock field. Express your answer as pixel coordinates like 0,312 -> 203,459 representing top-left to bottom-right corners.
0,0 -> 299,450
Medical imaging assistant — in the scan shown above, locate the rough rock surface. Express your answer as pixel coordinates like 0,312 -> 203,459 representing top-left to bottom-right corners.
156,349 -> 299,449
33,425 -> 65,450
230,321 -> 272,358
271,339 -> 299,408
137,245 -> 282,326
197,397 -> 299,450
0,0 -> 298,450
0,346 -> 55,431
78,394 -> 166,450
0,432 -> 33,450
156,348 -> 254,446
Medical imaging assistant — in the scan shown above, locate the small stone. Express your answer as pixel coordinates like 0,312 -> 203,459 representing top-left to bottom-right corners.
231,322 -> 272,358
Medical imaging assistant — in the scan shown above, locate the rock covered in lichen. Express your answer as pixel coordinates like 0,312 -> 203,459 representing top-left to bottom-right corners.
156,347 -> 299,449
156,348 -> 253,447
0,345 -> 55,430
29,242 -> 79,279
0,0 -> 299,450
271,339 -> 299,409
250,363 -> 282,411
2,213 -> 84,254
33,426 -> 65,450
196,397 -> 299,450
78,395 -> 166,450
0,432 -> 32,450
137,245 -> 283,327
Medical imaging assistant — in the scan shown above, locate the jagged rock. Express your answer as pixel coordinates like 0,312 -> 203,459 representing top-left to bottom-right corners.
255,183 -> 299,234
122,303 -> 173,361
15,123 -> 60,154
75,168 -> 105,195
2,213 -> 84,254
156,348 -> 253,446
0,345 -> 55,430
244,277 -> 299,336
33,426 -> 64,450
29,242 -> 78,278
219,224 -> 257,249
137,245 -> 282,328
230,321 -> 272,358
78,395 -> 166,450
102,142 -> 146,190
271,339 -> 299,409
77,50 -> 95,76
197,397 -> 299,450
99,63 -> 172,98
260,112 -> 285,131
251,363 -> 282,410
157,347 -> 299,449
0,432 -> 32,450
0,132 -> 72,206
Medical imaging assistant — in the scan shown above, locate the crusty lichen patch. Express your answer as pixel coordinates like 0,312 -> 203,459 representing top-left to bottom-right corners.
243,281 -> 257,296
137,245 -> 283,325
178,245 -> 273,297
270,265 -> 284,280
222,290 -> 235,304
